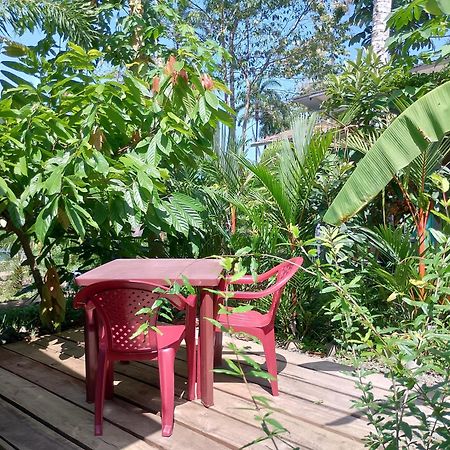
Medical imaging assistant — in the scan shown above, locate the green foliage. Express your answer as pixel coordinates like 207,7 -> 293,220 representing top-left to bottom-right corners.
326,237 -> 450,449
324,81 -> 450,225
0,297 -> 83,344
183,0 -> 348,146
0,43 -> 227,243
388,0 -> 450,62
0,7 -> 232,327
241,114 -> 333,239
324,48 -> 450,128
348,0 -> 407,47
305,211 -> 450,448
0,0 -> 98,49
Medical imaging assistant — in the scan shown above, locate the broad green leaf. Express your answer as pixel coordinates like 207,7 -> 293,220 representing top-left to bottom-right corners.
64,199 -> 86,239
235,246 -> 252,257
324,81 -> 450,224
434,0 -> 450,14
35,197 -> 58,243
92,151 -> 109,175
137,170 -> 154,194
220,257 -> 233,271
198,97 -> 211,124
105,105 -> 127,134
230,304 -> 253,313
247,369 -> 275,380
1,70 -> 34,87
224,358 -> 243,375
229,267 -> 248,282
205,91 -> 219,110
14,156 -> 27,176
135,307 -> 157,316
68,201 -> 99,229
124,74 -> 152,98
130,322 -> 149,339
0,177 -> 18,203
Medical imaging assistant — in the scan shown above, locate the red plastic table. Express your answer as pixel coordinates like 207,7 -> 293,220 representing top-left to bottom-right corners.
75,258 -> 224,407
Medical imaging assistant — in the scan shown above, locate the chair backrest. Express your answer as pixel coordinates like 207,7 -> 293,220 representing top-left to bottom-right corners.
74,281 -> 187,353
267,257 -> 303,321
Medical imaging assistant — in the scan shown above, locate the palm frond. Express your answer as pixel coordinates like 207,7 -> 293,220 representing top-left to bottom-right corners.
408,137 -> 450,192
239,155 -> 293,226
356,226 -> 416,266
347,129 -> 381,155
1,0 -> 97,46
162,193 -> 205,237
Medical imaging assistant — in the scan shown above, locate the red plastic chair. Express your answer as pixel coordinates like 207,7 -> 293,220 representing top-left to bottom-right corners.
74,281 -> 197,437
214,257 -> 303,396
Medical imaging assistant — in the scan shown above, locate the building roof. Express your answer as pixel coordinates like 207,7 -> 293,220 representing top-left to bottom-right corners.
250,130 -> 293,147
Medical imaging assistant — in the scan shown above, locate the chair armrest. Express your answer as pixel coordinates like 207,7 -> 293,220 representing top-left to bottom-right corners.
225,262 -> 284,286
225,274 -> 255,285
226,290 -> 270,300
184,294 -> 197,308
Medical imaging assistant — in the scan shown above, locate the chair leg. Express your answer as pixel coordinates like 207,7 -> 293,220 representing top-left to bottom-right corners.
185,305 -> 196,401
94,351 -> 108,436
105,360 -> 114,400
186,339 -> 196,401
158,348 -> 176,437
84,308 -> 98,403
196,342 -> 201,399
214,330 -> 223,367
261,329 -> 279,396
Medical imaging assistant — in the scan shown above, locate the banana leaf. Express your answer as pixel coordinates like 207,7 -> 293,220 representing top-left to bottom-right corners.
324,81 -> 450,225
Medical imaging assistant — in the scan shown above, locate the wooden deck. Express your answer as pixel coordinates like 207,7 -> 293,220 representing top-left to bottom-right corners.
0,329 -> 387,450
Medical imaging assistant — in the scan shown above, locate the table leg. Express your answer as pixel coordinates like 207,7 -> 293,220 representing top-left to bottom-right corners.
199,288 -> 214,407
213,295 -> 223,367
84,306 -> 98,403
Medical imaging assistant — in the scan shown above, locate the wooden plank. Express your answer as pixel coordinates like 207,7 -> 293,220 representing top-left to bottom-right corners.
0,346 -> 230,450
19,337 -> 365,449
3,344 -> 290,449
0,436 -> 18,450
4,341 -> 357,450
114,359 -> 367,449
32,334 -> 364,416
30,332 -> 370,443
220,334 -> 392,391
0,365 -> 157,450
0,398 -> 81,450
218,346 -> 389,398
58,328 -> 391,392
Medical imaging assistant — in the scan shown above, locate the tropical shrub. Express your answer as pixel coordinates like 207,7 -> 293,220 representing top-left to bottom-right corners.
325,81 -> 450,280
316,225 -> 450,449
324,48 -> 450,129
0,34 -> 231,328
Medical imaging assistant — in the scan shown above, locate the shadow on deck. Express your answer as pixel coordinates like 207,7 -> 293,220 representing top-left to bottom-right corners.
0,328 -> 384,449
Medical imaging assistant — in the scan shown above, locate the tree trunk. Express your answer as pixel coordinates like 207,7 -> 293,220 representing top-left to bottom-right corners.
5,216 -> 44,300
230,205 -> 236,234
227,34 -> 237,149
130,0 -> 144,57
371,0 -> 393,62
241,77 -> 252,147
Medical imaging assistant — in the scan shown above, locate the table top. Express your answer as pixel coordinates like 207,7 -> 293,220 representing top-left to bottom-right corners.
75,258 -> 224,287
